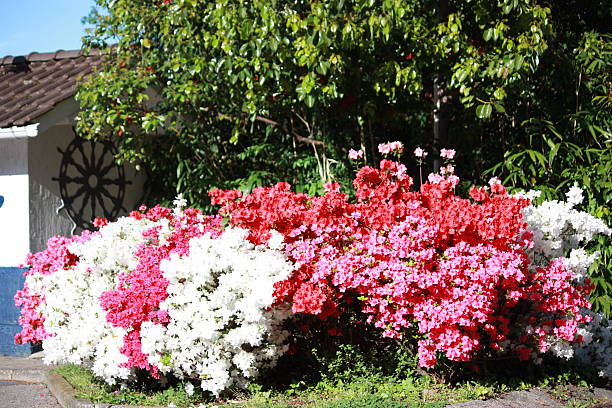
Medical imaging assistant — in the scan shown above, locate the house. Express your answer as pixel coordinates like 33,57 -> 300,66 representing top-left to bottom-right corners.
0,50 -> 146,355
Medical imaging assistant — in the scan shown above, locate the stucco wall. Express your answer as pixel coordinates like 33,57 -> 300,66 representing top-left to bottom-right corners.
0,139 -> 28,176
28,124 -> 147,252
27,125 -> 76,253
0,139 -> 30,267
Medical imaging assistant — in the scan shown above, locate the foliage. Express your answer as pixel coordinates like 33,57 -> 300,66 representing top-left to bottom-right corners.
77,0 -> 552,207
320,394 -> 407,408
481,26 -> 612,316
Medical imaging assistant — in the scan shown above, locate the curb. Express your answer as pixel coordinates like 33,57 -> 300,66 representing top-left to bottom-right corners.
45,371 -> 94,408
45,371 -> 167,408
45,370 -> 166,408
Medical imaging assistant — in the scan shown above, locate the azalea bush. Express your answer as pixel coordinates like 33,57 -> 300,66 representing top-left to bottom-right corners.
520,186 -> 612,377
15,201 -> 294,395
15,145 -> 612,396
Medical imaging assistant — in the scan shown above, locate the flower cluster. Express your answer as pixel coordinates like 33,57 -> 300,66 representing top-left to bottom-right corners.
521,186 -> 611,267
378,141 -> 404,155
15,205 -> 293,395
413,147 -> 428,159
36,216 -> 155,382
140,228 -> 293,395
348,149 -> 364,160
213,158 -> 601,368
15,233 -> 93,345
440,148 -> 456,160
518,186 -> 612,376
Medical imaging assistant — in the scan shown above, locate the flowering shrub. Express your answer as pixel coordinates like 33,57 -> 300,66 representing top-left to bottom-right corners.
38,216 -> 155,382
212,159 -> 600,368
14,202 -> 293,395
140,228 -> 293,396
15,233 -> 93,345
519,186 -> 612,376
15,151 -> 612,394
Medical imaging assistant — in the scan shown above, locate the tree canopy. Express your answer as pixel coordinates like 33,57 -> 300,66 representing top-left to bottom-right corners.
78,0 -> 553,198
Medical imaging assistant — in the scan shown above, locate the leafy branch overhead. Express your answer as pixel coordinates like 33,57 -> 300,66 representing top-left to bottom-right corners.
77,0 -> 551,199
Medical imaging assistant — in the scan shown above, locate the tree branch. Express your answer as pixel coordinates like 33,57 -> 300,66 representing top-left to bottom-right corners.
198,106 -> 326,147
253,115 -> 325,147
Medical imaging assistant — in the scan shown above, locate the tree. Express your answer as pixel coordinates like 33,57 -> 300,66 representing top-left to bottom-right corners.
77,0 -> 552,206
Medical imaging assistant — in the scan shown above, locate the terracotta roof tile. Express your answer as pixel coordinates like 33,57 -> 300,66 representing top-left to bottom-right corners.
0,49 -> 103,128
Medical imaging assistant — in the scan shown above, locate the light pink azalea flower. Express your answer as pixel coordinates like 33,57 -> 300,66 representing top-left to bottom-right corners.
440,165 -> 455,176
348,149 -> 364,160
414,147 -> 428,158
393,163 -> 408,178
447,175 -> 460,187
378,141 -> 404,155
428,173 -> 444,184
489,176 -> 501,186
440,148 -> 456,160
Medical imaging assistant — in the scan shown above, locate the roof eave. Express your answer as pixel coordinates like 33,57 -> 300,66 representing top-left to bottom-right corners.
0,123 -> 39,139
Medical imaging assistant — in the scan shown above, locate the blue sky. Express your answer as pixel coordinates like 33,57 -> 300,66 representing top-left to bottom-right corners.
0,0 -> 98,57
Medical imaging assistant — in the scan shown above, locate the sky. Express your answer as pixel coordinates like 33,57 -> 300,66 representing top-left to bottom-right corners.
0,0 -> 98,57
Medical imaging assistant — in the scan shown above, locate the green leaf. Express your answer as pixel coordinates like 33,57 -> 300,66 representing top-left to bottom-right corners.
305,94 -> 315,108
484,28 -> 493,42
513,55 -> 524,70
476,104 -> 492,118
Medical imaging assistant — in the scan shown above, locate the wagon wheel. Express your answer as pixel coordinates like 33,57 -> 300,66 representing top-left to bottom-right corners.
54,135 -> 129,231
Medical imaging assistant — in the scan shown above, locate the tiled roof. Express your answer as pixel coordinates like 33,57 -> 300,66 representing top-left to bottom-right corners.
0,49 -> 102,129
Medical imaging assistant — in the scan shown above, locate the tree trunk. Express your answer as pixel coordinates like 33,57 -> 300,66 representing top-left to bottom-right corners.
433,0 -> 450,173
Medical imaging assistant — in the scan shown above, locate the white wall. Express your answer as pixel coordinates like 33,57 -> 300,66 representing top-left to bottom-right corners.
0,139 -> 30,267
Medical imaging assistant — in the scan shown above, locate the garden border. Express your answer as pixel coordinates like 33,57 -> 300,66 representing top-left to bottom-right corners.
2,354 -> 611,407
45,371 -> 166,408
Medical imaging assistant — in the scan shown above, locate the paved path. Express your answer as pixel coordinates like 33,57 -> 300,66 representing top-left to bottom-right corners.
449,387 -> 612,408
0,353 -> 62,407
0,380 -> 61,408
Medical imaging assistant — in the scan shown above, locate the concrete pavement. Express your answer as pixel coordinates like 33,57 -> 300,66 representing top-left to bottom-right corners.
0,352 -> 62,407
0,353 -> 166,407
448,387 -> 612,408
0,380 -> 62,408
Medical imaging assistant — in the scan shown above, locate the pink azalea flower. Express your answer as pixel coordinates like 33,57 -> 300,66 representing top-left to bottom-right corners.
378,141 -> 404,155
440,148 -> 456,160
348,149 -> 364,160
414,147 -> 428,158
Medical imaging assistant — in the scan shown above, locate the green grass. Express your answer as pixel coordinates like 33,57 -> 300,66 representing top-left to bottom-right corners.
53,362 -> 609,408
53,364 -> 206,407
215,376 -> 492,408
53,363 -> 498,407
52,341 -> 609,408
